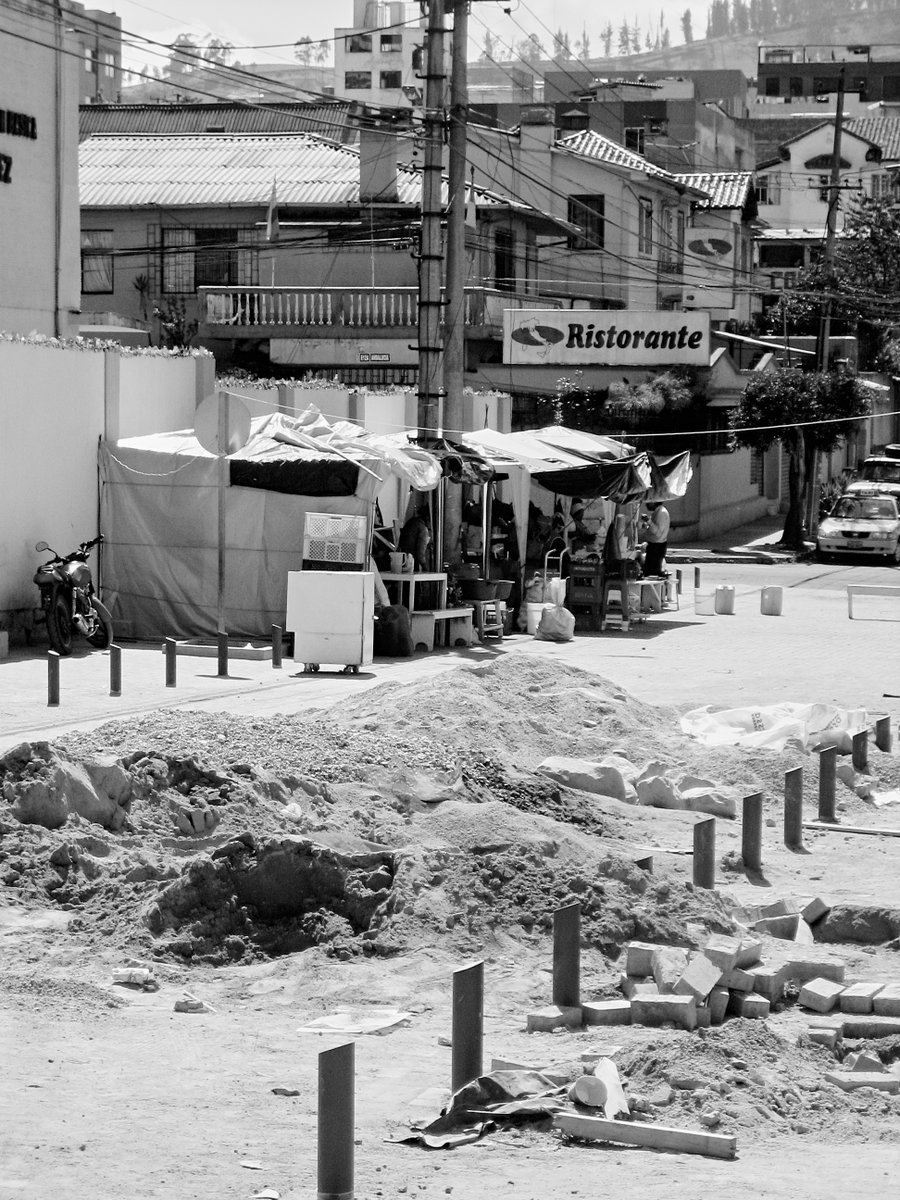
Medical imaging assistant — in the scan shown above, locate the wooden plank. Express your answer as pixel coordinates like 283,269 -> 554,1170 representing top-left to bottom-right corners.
553,1113 -> 737,1159
803,821 -> 900,838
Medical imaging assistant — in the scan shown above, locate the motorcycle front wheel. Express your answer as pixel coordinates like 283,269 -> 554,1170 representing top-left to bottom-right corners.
85,599 -> 113,650
47,595 -> 74,655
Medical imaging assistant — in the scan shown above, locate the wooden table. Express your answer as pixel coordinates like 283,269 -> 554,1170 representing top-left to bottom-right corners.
380,572 -> 448,613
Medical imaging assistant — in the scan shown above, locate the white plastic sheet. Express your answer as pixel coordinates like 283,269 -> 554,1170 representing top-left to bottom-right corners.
680,702 -> 868,753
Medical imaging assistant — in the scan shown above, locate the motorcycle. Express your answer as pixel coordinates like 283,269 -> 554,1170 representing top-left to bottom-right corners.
33,535 -> 113,656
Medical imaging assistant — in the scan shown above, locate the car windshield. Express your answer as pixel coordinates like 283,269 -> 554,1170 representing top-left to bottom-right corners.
833,497 -> 896,520
860,462 -> 900,484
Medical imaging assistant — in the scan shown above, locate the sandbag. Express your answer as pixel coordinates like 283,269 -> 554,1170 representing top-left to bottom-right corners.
535,604 -> 575,643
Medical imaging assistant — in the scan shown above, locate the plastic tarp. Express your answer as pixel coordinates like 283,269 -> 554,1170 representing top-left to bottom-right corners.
99,410 -> 432,641
680,703 -> 868,754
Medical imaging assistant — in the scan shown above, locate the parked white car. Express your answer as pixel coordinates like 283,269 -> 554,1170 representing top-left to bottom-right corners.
817,491 -> 900,563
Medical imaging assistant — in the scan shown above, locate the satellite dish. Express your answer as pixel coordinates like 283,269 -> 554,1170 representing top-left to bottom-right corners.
194,393 -> 251,456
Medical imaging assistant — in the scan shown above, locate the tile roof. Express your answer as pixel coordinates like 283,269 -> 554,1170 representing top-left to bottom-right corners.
845,116 -> 900,161
673,171 -> 754,209
555,128 -> 681,184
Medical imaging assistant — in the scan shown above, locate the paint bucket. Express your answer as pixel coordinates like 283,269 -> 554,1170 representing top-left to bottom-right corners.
760,585 -> 784,616
694,590 -> 717,616
526,602 -> 553,635
714,584 -> 736,615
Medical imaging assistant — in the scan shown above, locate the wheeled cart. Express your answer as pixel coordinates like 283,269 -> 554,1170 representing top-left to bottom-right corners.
285,570 -> 374,674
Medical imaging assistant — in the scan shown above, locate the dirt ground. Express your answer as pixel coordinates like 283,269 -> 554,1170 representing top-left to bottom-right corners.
2,642 -> 900,1199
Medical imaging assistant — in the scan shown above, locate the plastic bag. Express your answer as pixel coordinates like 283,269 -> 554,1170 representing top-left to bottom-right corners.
535,603 -> 576,643
680,702 -> 867,753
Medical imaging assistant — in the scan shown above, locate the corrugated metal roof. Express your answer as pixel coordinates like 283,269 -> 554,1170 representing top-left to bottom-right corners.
555,129 -> 679,183
78,132 -> 544,217
79,101 -> 352,144
674,171 -> 754,209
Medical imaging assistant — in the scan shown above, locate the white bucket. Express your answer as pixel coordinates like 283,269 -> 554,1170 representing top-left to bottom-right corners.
714,584 -> 736,615
526,602 -> 553,635
760,585 -> 784,616
694,590 -> 717,616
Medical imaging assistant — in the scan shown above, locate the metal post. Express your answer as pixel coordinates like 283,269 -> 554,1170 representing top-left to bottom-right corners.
784,767 -> 804,849
109,644 -> 121,696
818,745 -> 837,823
417,0 -> 446,443
692,817 -> 716,889
875,715 -> 892,753
851,728 -> 868,772
693,566 -> 701,590
165,637 -> 177,687
451,961 -> 484,1093
552,903 -> 581,1008
742,792 -> 763,873
47,651 -> 60,707
271,624 -> 282,669
676,568 -> 683,595
317,1042 -> 354,1200
217,631 -> 228,678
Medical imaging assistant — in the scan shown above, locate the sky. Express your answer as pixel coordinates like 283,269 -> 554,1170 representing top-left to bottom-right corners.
107,0 -> 711,76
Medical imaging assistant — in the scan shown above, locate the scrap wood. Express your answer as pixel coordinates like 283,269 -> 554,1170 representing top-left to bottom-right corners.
553,1113 -> 737,1160
803,822 -> 900,838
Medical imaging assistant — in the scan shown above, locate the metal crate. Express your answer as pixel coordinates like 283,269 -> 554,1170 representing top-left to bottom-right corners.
303,512 -> 368,566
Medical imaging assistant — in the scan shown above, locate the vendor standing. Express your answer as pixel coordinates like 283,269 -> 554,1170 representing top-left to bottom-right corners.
641,501 -> 670,577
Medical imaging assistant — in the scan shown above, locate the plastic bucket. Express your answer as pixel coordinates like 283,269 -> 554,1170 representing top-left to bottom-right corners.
714,584 -> 736,615
694,590 -> 717,616
526,602 -> 553,635
760,585 -> 784,616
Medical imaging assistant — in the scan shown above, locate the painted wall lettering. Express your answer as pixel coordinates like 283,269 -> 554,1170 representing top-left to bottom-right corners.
0,110 -> 38,139
0,155 -> 11,184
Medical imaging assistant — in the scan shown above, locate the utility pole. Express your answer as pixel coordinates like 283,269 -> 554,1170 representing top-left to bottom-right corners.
417,0 -> 447,445
442,0 -> 469,566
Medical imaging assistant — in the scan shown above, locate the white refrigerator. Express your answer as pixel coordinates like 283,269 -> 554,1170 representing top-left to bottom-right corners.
285,570 -> 374,671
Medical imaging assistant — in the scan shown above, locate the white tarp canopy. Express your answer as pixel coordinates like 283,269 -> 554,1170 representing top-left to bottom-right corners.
99,409 -> 442,640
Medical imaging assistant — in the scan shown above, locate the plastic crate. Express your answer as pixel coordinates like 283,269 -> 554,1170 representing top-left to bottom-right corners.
303,512 -> 367,566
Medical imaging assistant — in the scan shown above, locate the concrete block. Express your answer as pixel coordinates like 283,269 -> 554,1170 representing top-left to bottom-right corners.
784,957 -> 845,985
732,993 -> 770,1020
752,914 -> 800,940
845,1051 -> 883,1073
708,986 -> 729,1026
825,1071 -> 898,1094
873,985 -> 900,1018
800,897 -> 831,925
674,953 -> 722,1003
799,978 -> 845,1014
526,1004 -> 582,1032
760,898 -> 800,919
631,994 -> 697,1032
625,941 -> 659,977
732,904 -> 763,928
793,919 -> 815,945
839,983 -> 884,1015
619,974 -> 659,1000
746,965 -> 786,1002
651,947 -> 689,994
582,1000 -> 632,1026
735,937 -> 763,969
702,934 -> 741,974
841,1018 -> 900,1039
807,1027 -> 841,1049
721,967 -> 755,992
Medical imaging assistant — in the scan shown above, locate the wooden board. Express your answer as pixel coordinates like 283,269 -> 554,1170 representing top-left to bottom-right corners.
803,822 -> 900,838
553,1113 -> 737,1159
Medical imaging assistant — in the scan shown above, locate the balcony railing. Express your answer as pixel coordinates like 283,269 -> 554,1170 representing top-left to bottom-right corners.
198,285 -> 567,334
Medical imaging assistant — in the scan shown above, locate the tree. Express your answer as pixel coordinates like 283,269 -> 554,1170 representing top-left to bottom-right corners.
574,27 -> 591,59
203,38 -> 233,66
165,34 -> 199,80
480,30 -> 496,62
314,40 -> 330,65
294,36 -> 314,65
552,28 -> 572,59
516,35 -> 545,64
730,369 -> 869,548
600,22 -> 614,57
617,21 -> 631,55
681,9 -> 693,42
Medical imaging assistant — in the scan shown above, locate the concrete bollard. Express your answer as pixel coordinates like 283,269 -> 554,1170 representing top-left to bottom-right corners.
818,746 -> 837,824
851,728 -> 868,772
692,817 -> 716,889
451,961 -> 484,1093
47,651 -> 60,707
694,566 -> 701,590
217,632 -> 229,678
317,1042 -> 354,1200
165,638 -> 177,688
109,644 -> 122,697
552,903 -> 581,1009
875,715 -> 892,753
742,792 -> 763,873
271,624 -> 283,669
784,767 -> 804,850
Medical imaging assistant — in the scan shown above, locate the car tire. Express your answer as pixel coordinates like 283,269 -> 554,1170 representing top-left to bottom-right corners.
891,540 -> 900,566
814,545 -> 831,563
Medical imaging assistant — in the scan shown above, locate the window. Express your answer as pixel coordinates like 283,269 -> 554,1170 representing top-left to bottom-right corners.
380,70 -> 402,89
758,242 -> 803,268
81,230 -> 113,293
818,174 -> 831,202
764,76 -> 780,97
789,75 -> 803,98
625,126 -> 645,155
566,194 -> 604,250
344,71 -> 372,90
346,34 -> 372,53
637,197 -> 653,255
84,47 -> 96,73
162,226 -> 247,294
494,228 -> 515,292
754,172 -> 781,205
380,34 -> 402,53
870,172 -> 898,198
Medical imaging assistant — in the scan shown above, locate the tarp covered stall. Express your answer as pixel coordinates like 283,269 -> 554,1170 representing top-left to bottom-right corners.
99,410 -> 440,641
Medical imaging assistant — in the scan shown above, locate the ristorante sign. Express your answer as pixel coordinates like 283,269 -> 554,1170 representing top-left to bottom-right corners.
503,309 -> 710,366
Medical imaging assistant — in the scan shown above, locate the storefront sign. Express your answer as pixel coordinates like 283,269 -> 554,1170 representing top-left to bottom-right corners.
0,108 -> 38,185
503,309 -> 710,366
